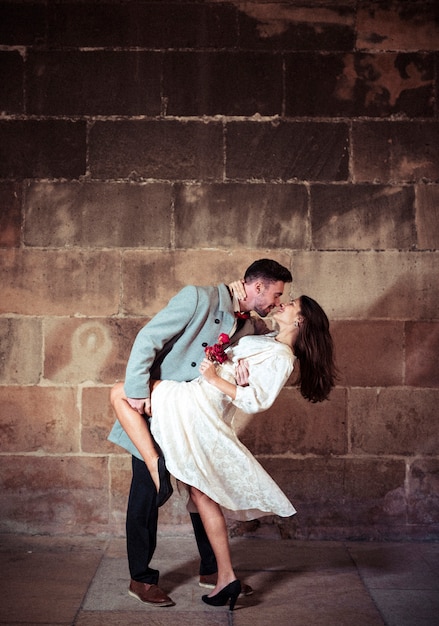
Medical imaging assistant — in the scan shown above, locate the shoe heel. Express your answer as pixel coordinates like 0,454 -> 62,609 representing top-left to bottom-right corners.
202,579 -> 241,610
229,590 -> 239,611
156,457 -> 173,507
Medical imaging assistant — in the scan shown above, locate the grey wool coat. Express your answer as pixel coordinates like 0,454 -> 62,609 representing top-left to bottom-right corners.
108,283 -> 256,459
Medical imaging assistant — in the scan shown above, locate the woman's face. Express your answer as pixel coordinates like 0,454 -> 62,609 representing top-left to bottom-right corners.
273,299 -> 303,327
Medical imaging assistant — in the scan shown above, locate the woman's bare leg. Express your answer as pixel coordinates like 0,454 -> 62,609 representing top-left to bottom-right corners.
110,382 -> 160,491
189,486 -> 237,595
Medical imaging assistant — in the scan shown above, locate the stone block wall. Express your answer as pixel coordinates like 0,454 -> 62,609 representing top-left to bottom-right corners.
0,0 -> 438,540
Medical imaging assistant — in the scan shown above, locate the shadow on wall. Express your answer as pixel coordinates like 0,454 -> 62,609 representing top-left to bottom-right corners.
45,321 -> 113,384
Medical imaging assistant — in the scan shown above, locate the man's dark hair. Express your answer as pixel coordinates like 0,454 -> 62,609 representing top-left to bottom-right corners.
244,259 -> 292,284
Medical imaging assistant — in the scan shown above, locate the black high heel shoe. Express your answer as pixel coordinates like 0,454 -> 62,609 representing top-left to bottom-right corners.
156,456 -> 173,507
202,579 -> 241,611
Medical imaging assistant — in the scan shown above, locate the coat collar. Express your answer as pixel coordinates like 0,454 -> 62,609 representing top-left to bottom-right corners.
217,283 -> 235,314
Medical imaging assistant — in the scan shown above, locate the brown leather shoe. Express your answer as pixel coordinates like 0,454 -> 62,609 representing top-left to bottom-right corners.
128,580 -> 175,606
199,573 -> 253,596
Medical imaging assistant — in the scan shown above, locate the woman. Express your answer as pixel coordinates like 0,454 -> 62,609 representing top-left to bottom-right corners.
111,296 -> 336,610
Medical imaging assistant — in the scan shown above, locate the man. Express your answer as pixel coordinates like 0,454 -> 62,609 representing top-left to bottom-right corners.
108,258 -> 293,606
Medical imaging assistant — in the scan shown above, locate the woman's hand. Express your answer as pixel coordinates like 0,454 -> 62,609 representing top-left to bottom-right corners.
199,357 -> 218,383
228,279 -> 247,301
199,357 -> 237,400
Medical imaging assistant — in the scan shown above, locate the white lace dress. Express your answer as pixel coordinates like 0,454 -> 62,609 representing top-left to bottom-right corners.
150,334 -> 297,521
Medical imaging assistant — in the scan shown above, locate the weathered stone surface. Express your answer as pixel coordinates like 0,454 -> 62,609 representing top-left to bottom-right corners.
0,3 -> 46,45
0,318 -> 42,384
237,3 -> 355,51
164,51 -> 282,116
357,3 -> 439,51
44,318 -> 144,385
0,0 -> 437,542
311,184 -> 416,250
27,51 -> 162,116
0,386 -> 79,453
350,388 -> 439,456
226,121 -> 349,182
331,321 -> 404,387
89,121 -> 223,181
82,387 -> 119,455
290,250 -> 439,320
405,322 -> 439,388
261,457 -> 406,540
286,52 -> 434,118
0,120 -> 86,179
25,182 -> 173,248
0,182 -> 21,248
0,456 -> 109,535
0,249 -> 120,316
107,455 -> 131,534
174,183 -> 308,249
0,51 -> 23,114
408,459 -> 439,528
48,2 -> 238,48
121,250 -> 293,316
236,387 -> 347,456
0,540 -> 106,624
352,122 -> 439,183
416,184 -> 439,249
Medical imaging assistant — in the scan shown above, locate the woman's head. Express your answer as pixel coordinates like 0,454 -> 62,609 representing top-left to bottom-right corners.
272,298 -> 303,328
276,295 -> 337,403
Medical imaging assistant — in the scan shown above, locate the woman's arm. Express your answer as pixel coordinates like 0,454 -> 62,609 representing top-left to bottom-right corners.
199,358 -> 237,400
200,345 -> 294,411
232,347 -> 295,413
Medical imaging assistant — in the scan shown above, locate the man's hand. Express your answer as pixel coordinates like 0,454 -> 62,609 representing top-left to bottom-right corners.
228,279 -> 247,301
127,397 -> 152,417
235,359 -> 250,386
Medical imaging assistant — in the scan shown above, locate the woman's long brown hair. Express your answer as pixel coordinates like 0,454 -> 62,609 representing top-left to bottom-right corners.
293,295 -> 337,403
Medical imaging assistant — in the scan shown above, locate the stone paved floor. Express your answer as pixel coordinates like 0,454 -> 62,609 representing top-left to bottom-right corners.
1,533 -> 439,625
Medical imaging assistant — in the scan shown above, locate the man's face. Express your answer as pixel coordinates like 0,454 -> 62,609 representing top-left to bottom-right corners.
246,280 -> 286,317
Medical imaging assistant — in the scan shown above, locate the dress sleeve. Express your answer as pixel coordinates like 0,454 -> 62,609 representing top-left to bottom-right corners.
232,351 -> 294,414
124,286 -> 198,398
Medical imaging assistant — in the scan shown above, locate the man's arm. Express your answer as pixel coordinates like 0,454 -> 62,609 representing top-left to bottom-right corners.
235,359 -> 250,386
124,285 -> 200,400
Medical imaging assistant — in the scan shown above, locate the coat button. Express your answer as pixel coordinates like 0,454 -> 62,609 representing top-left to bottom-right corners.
191,362 -> 196,367
202,342 -> 207,347
214,319 -> 220,324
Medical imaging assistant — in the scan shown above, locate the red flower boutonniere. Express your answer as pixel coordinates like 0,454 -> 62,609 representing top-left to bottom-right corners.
235,311 -> 250,320
205,333 -> 230,364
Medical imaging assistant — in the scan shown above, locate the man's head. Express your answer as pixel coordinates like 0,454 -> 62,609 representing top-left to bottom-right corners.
242,259 -> 293,317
